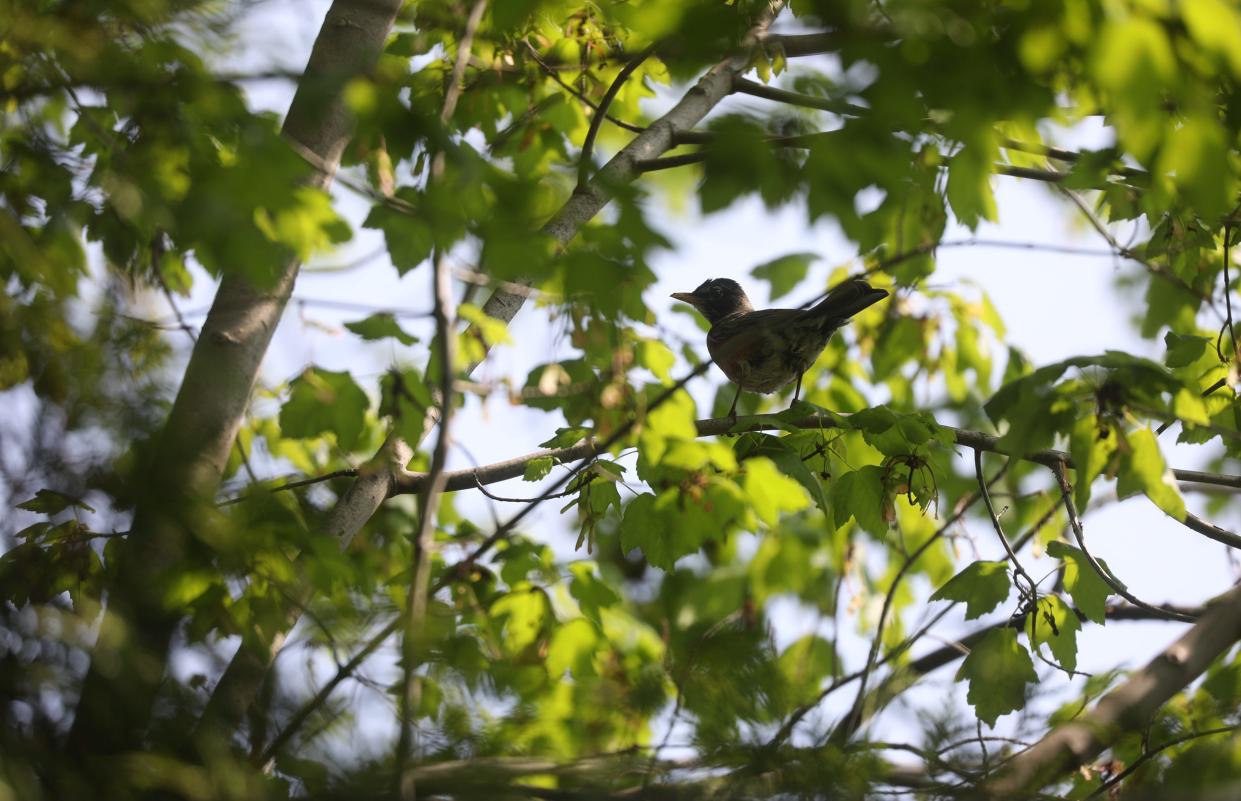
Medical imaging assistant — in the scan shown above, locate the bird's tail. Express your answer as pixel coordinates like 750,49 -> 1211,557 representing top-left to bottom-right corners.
812,278 -> 889,323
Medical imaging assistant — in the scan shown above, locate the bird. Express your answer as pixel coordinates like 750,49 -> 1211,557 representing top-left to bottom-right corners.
671,277 -> 889,418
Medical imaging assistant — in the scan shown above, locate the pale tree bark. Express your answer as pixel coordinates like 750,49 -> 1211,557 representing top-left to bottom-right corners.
981,580 -> 1241,798
67,0 -> 404,758
198,0 -> 791,749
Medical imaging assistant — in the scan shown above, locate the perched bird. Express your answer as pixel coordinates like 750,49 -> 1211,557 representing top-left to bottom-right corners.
671,277 -> 889,418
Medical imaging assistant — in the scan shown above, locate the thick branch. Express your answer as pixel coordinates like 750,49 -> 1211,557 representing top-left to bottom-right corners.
68,0 -> 403,758
475,3 -> 787,329
981,581 -> 1241,798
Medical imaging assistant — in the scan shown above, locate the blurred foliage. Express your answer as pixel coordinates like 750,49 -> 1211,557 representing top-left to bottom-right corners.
3,0 -> 1241,799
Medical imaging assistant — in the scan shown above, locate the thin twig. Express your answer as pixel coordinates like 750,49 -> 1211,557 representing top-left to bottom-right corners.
577,44 -> 656,189
521,41 -> 645,134
1058,186 -> 1215,308
731,76 -> 866,116
1051,462 -> 1197,623
833,469 -> 1005,744
974,449 -> 1039,609
395,3 -> 485,796
1216,223 -> 1237,363
218,469 -> 359,506
1085,725 -> 1238,798
472,474 -> 583,503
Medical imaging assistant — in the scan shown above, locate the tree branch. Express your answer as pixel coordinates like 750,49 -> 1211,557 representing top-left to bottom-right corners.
577,45 -> 656,188
731,76 -> 865,116
473,2 -> 788,333
755,31 -> 850,58
395,12 -> 484,791
832,469 -> 1003,745
982,581 -> 1241,797
1052,462 -> 1198,623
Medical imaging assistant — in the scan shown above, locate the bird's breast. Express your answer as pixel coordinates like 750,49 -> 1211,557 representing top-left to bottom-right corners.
707,317 -> 831,394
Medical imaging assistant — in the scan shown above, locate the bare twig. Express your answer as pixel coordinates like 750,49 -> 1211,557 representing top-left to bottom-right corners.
1059,186 -> 1215,307
473,475 -> 582,503
1051,462 -> 1198,623
974,449 -> 1039,608
577,44 -> 656,189
1215,223 -> 1237,363
219,469 -> 359,506
833,468 -> 1005,744
521,40 -> 645,134
394,3 -> 485,797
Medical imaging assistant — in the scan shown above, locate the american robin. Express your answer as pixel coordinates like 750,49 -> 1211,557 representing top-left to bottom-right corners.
671,277 -> 889,418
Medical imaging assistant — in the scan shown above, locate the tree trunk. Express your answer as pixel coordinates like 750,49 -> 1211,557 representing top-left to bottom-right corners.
66,0 -> 404,758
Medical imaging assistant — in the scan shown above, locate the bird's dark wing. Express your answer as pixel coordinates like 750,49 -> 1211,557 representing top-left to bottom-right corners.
706,309 -> 807,353
811,279 -> 889,323
706,309 -> 808,383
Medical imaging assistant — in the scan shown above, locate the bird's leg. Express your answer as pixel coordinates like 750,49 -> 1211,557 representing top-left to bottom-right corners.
792,373 -> 803,406
726,384 -> 743,422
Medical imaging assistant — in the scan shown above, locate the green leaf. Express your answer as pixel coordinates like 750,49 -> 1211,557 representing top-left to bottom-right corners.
1158,115 -> 1231,219
850,406 -> 949,456
252,186 -> 351,261
362,195 -> 433,274
637,338 -> 676,382
956,628 -> 1037,726
162,571 -> 217,609
523,456 -> 554,482
17,489 -> 95,515
1164,331 -> 1211,368
379,367 -> 432,447
751,252 -> 818,301
1183,0 -> 1241,77
830,465 -> 888,536
619,493 -> 681,570
1047,541 -> 1112,625
547,618 -> 599,678
777,634 -> 839,708
1116,427 -> 1186,520
946,139 -> 998,228
568,562 -> 620,627
733,432 -> 829,511
1173,388 -> 1211,426
743,457 -> 809,526
638,389 -> 699,465
343,313 -> 417,346
458,303 -> 513,346
619,483 -> 740,571
279,368 -> 369,452
930,560 -> 1012,620
490,587 -> 549,653
539,427 -> 592,449
1068,414 -> 1115,511
1027,595 -> 1081,673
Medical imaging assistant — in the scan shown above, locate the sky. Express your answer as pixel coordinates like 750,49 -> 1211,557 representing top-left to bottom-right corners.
134,0 -> 1241,766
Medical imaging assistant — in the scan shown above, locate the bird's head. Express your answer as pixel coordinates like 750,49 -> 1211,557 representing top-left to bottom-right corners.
671,278 -> 753,324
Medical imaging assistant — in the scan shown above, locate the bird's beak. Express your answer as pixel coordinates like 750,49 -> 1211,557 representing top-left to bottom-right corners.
670,292 -> 699,306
